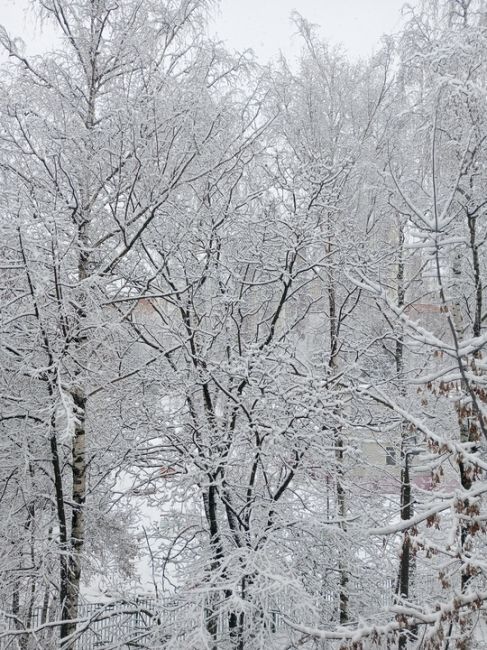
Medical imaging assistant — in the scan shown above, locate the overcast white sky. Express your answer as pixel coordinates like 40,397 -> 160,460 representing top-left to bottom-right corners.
2,0 -> 411,61
211,0 -> 409,61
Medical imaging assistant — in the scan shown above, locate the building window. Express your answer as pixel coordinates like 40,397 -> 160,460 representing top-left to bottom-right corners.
385,447 -> 396,466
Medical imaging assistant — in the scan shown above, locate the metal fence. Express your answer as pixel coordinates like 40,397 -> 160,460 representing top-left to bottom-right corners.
0,598 -> 158,650
72,599 -> 157,649
0,576 -> 474,650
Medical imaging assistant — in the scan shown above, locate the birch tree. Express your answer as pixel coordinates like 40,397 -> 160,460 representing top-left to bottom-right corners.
0,0 -> 242,644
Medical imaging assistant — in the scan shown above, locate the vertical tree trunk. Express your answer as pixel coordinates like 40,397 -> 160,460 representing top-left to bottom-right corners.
336,436 -> 349,625
395,222 -> 414,650
61,391 -> 87,644
326,214 -> 348,624
203,482 -> 223,650
60,222 -> 90,645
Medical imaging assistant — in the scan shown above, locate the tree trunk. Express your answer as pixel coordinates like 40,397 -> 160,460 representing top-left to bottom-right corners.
395,221 -> 414,649
60,390 -> 87,644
